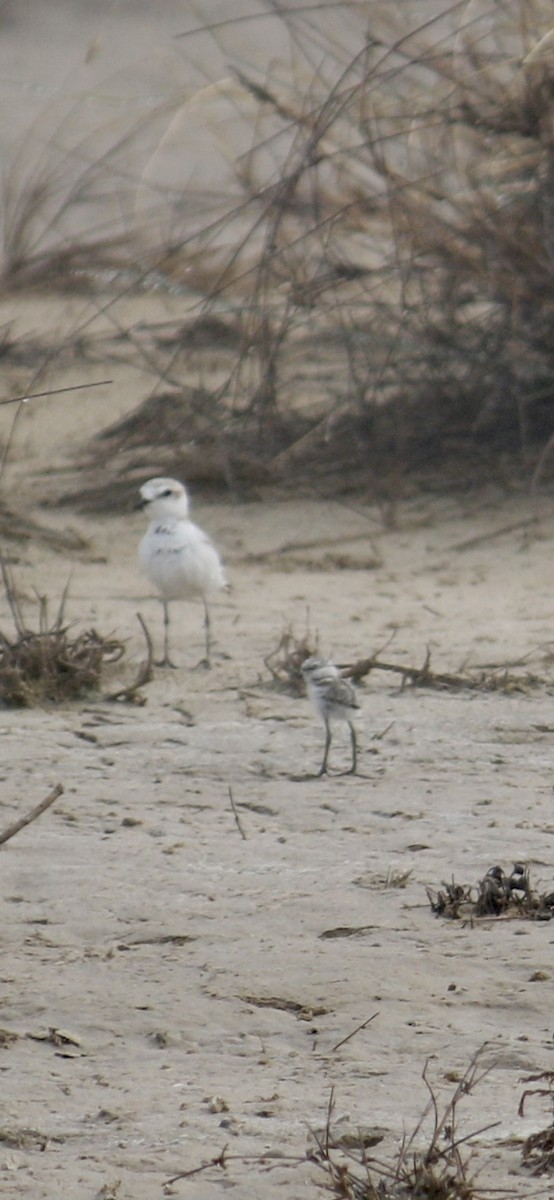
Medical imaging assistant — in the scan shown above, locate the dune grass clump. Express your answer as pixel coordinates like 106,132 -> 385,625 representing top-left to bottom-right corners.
0,568 -> 123,706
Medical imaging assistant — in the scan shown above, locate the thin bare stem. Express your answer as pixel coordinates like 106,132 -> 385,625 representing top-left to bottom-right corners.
0,784 -> 64,847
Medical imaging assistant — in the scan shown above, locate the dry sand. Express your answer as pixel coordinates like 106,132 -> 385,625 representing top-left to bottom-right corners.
1,443 -> 554,1198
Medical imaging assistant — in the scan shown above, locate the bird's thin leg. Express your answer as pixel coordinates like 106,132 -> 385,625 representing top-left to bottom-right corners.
346,722 -> 358,774
203,597 -> 212,667
318,720 -> 331,776
156,601 -> 177,668
192,598 -> 212,670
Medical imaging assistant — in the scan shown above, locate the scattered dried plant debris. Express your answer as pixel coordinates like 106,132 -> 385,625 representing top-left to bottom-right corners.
0,784 -> 63,847
0,1126 -> 49,1151
346,647 -> 549,694
312,1049 -> 494,1200
0,624 -> 124,706
520,1071 -> 554,1175
0,564 -> 124,706
427,864 -> 554,921
240,995 -> 329,1019
319,925 -> 378,940
264,621 -> 319,695
104,611 -> 152,704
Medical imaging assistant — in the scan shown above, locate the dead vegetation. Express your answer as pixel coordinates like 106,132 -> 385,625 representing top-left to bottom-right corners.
520,1070 -> 554,1175
0,564 -> 124,706
2,5 -> 554,507
104,2 -> 554,493
311,1050 -> 496,1200
163,1050 -> 499,1196
264,624 -> 554,698
264,620 -> 319,695
427,863 -> 554,921
0,784 -> 63,847
345,646 -> 553,694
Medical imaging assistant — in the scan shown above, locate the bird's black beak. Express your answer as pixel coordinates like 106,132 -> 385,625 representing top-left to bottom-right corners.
134,497 -> 149,510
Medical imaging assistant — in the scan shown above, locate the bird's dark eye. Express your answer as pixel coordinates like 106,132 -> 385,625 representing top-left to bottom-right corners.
161,488 -> 172,497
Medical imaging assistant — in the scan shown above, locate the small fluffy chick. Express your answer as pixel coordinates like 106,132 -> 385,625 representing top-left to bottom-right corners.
301,655 -> 359,776
137,476 -> 227,667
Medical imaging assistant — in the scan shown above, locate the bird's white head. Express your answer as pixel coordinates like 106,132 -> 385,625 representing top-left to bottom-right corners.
137,477 -> 190,521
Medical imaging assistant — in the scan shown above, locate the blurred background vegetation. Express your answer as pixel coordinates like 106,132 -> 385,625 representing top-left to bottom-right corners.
2,1 -> 554,502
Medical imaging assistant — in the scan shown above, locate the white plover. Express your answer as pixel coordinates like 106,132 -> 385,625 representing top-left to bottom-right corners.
137,476 -> 227,667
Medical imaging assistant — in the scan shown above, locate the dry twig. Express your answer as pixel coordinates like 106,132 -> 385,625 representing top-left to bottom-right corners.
331,1011 -> 379,1054
105,613 -> 153,703
346,648 -> 549,694
0,784 -> 63,847
228,786 -> 247,840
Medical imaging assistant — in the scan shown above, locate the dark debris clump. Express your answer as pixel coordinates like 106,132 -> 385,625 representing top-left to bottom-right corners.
427,864 -> 554,922
0,625 -> 124,706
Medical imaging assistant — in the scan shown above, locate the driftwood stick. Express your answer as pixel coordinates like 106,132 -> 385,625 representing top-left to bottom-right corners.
106,612 -> 153,702
331,1010 -> 379,1053
345,651 -> 539,692
0,783 -> 64,847
346,650 -> 452,689
448,517 -> 538,553
228,786 -> 247,840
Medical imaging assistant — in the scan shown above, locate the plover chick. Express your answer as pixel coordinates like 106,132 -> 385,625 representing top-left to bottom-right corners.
301,655 -> 360,776
137,476 -> 227,668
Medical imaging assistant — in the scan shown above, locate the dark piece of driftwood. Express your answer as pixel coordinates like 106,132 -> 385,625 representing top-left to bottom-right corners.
0,783 -> 64,847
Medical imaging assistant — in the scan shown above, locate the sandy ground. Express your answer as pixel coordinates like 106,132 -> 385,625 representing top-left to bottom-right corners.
1,457 -> 554,1198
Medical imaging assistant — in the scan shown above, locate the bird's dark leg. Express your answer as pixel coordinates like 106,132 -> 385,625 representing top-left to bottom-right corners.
346,721 -> 358,774
192,597 -> 212,670
318,719 -> 332,776
156,601 -> 177,668
203,597 -> 212,667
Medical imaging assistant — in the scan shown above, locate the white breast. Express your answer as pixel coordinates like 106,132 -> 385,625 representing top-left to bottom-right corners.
140,518 -> 227,601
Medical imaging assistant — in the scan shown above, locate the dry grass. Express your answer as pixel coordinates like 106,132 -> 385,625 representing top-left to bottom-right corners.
96,3 -> 554,496
264,620 -> 319,695
0,563 -> 124,706
2,3 -> 554,505
312,1050 -> 495,1199
122,0 -> 554,491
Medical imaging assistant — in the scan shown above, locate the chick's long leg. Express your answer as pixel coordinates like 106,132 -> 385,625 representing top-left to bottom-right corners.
346,721 -> 357,775
318,719 -> 332,776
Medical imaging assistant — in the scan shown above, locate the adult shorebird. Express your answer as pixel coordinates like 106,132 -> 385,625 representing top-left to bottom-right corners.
301,655 -> 360,776
137,476 -> 227,668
